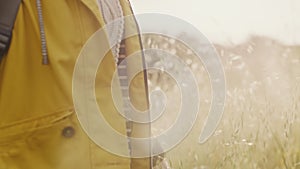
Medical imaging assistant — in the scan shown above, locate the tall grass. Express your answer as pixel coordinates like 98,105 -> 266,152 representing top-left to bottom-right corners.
143,34 -> 300,169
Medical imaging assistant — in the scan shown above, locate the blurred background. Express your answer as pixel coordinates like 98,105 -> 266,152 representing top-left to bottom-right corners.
131,1 -> 300,169
131,0 -> 300,45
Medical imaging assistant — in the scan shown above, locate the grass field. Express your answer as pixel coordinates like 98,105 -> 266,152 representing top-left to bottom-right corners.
143,35 -> 300,169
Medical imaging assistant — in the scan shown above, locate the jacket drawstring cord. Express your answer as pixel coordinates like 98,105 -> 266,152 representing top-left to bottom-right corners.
36,0 -> 49,65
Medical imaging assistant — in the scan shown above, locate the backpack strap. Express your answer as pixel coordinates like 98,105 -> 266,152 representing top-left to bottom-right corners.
0,0 -> 22,61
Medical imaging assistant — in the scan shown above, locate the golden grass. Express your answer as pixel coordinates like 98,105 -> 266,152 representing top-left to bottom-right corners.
143,35 -> 300,169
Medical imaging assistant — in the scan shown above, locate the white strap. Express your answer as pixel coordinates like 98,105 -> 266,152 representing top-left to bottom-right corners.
97,0 -> 124,64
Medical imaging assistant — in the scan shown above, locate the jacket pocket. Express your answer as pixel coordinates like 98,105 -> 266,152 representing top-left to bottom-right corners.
0,109 -> 92,169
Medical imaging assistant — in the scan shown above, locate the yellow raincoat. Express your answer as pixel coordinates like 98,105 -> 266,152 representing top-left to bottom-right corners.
0,0 -> 151,168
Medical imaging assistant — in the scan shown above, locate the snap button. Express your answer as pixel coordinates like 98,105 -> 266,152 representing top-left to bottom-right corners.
62,126 -> 75,138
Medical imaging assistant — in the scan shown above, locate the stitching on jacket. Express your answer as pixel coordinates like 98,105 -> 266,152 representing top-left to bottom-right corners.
0,109 -> 74,141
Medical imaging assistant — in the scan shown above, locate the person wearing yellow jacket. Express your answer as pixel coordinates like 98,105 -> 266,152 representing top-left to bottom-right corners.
0,0 -> 152,168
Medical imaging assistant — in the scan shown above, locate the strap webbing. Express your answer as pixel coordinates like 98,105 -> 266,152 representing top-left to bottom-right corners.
0,0 -> 22,60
